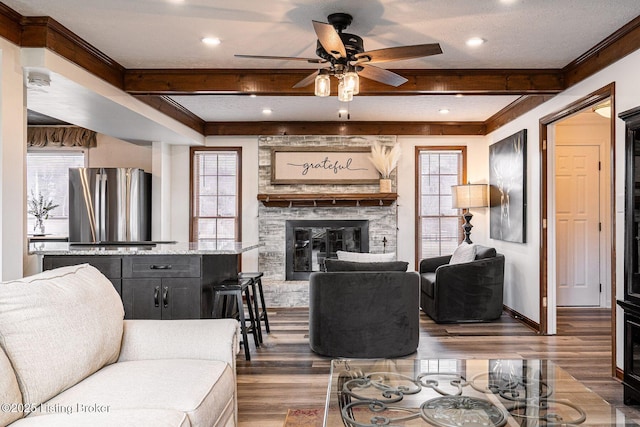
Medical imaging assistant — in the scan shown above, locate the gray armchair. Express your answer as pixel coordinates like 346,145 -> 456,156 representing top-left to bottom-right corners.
309,267 -> 420,358
419,245 -> 505,323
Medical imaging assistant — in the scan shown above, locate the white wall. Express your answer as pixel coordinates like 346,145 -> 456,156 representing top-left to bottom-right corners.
88,134 -> 152,171
484,48 -> 640,369
1,38 -> 28,280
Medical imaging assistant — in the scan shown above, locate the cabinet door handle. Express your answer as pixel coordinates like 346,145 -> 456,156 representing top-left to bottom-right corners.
150,265 -> 172,270
154,286 -> 160,307
162,286 -> 169,308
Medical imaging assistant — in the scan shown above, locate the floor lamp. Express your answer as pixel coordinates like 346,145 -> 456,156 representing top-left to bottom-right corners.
451,183 -> 488,244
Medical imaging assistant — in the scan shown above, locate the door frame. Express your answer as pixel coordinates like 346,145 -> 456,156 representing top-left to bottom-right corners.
539,83 -> 616,374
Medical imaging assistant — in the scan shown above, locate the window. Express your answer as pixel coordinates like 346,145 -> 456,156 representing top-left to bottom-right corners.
416,147 -> 466,261
26,150 -> 85,236
191,148 -> 241,243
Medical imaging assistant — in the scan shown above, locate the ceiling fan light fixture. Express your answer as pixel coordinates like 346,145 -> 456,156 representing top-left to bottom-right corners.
343,68 -> 359,95
314,70 -> 331,97
338,80 -> 353,102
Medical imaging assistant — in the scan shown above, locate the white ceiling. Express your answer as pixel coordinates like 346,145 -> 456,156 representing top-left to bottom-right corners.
6,0 -> 640,125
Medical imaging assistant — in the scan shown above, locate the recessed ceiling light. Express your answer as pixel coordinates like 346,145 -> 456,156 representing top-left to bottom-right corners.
466,37 -> 485,47
249,94 -> 257,98
201,37 -> 221,46
338,109 -> 348,114
262,108 -> 272,115
455,94 -> 464,98
439,108 -> 450,114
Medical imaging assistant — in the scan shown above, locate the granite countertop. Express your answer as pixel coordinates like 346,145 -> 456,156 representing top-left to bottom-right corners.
28,241 -> 261,255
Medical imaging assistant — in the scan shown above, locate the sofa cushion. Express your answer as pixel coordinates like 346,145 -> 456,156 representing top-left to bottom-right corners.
475,245 -> 497,259
324,259 -> 408,272
0,346 -> 23,426
32,359 -> 234,427
449,243 -> 477,264
0,264 -> 124,409
420,273 -> 436,297
336,251 -> 395,262
14,409 -> 189,427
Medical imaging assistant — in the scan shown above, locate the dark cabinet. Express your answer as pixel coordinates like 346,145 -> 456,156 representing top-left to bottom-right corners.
122,256 -> 202,320
122,278 -> 201,320
618,106 -> 640,405
42,253 -> 239,320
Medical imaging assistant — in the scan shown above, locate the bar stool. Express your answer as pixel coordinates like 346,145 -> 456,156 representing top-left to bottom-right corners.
212,278 -> 260,361
239,272 -> 270,336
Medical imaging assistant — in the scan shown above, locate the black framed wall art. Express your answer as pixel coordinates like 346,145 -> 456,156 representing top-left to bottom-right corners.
489,129 -> 527,243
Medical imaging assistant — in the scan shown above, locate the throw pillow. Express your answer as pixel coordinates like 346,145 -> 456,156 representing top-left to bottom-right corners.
324,259 -> 409,272
449,243 -> 477,265
336,251 -> 395,262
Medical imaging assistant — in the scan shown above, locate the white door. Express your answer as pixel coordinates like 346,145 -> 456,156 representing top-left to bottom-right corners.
556,145 -> 600,306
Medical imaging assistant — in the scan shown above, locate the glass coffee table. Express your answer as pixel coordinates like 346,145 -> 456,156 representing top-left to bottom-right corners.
324,359 -> 625,426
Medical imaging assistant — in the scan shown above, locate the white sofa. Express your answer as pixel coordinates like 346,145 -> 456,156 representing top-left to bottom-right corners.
0,264 -> 239,427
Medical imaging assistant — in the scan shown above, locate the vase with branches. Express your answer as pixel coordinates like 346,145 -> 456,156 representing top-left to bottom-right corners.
27,190 -> 59,234
369,141 -> 401,192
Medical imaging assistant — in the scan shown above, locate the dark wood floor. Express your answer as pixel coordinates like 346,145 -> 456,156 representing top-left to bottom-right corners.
235,307 -> 640,426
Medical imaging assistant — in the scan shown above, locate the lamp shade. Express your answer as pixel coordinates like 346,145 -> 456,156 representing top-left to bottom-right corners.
451,184 -> 488,209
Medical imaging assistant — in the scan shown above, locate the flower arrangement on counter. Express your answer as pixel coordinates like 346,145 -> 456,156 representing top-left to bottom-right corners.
27,190 -> 59,234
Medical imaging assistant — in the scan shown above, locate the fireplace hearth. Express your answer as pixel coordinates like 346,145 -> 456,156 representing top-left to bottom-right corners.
285,220 -> 369,280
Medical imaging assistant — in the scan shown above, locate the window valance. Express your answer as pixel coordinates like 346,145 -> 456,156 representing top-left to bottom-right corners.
27,127 -> 97,148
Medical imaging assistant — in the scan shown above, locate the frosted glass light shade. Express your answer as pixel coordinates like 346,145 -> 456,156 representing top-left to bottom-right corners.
338,80 -> 353,102
451,184 -> 488,209
314,73 -> 331,97
343,71 -> 359,95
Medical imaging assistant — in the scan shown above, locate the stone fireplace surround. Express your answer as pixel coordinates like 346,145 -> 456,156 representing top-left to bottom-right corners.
257,135 -> 398,307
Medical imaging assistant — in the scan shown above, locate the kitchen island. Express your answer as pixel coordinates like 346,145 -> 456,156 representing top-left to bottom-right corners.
30,241 -> 260,320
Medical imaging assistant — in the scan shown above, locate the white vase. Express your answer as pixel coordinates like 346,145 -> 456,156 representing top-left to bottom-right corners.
379,178 -> 392,193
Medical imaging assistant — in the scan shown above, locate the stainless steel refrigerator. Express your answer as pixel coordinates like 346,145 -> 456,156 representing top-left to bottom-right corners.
68,168 -> 151,243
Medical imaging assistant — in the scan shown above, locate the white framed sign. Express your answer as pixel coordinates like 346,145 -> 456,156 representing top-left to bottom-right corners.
270,146 -> 379,184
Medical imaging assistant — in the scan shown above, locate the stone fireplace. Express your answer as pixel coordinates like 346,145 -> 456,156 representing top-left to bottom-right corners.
257,135 -> 398,306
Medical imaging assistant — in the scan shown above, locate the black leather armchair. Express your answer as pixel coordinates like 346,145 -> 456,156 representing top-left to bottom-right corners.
419,245 -> 505,323
309,270 -> 420,358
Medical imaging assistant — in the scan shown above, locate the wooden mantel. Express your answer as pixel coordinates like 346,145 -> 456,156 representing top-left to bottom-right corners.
257,193 -> 397,207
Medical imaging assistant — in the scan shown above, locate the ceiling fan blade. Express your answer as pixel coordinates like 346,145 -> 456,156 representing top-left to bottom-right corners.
235,54 -> 326,64
312,20 -> 347,58
292,71 -> 320,88
357,65 -> 408,87
354,43 -> 442,64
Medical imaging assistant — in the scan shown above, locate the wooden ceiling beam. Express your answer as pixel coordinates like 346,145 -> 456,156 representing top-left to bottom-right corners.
134,95 -> 206,135
204,121 -> 485,136
485,95 -> 556,135
124,68 -> 564,96
563,15 -> 640,88
20,17 -> 125,89
2,1 -> 638,137
0,3 -> 22,45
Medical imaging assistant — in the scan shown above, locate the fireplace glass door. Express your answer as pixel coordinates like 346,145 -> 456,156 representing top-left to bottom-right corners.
286,220 -> 369,280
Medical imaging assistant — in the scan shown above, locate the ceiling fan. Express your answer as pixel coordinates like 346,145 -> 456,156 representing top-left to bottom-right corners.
235,13 -> 443,101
